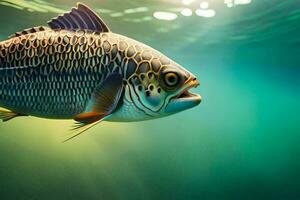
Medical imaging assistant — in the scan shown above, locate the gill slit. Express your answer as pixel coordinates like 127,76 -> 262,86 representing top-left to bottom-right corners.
130,83 -> 157,114
127,85 -> 154,117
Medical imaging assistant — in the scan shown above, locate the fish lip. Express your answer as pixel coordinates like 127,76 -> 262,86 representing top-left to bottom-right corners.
165,78 -> 201,113
171,78 -> 202,103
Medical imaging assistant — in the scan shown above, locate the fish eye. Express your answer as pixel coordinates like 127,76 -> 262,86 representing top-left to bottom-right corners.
164,72 -> 180,87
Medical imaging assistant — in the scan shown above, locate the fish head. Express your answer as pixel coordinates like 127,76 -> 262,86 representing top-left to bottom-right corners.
159,63 -> 201,115
124,54 -> 201,120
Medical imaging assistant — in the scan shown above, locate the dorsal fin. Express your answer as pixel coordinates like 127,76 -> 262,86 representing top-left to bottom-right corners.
8,26 -> 50,39
48,3 -> 110,32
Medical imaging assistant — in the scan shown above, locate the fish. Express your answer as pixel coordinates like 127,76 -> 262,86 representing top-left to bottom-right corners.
0,3 -> 201,140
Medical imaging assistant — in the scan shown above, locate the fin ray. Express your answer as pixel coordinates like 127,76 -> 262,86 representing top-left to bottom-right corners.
92,73 -> 124,113
48,3 -> 110,32
64,120 -> 101,142
0,109 -> 28,122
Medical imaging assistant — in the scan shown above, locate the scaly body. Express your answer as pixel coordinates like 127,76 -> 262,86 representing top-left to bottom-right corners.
0,29 -> 169,120
0,3 -> 201,140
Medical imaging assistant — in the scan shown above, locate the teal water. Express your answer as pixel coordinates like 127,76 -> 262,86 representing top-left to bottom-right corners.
0,0 -> 299,199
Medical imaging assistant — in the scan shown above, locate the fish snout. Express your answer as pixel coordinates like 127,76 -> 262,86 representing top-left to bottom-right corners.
185,74 -> 200,88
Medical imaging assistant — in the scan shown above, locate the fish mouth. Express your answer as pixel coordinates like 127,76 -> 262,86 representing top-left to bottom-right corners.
165,78 -> 201,113
174,78 -> 201,103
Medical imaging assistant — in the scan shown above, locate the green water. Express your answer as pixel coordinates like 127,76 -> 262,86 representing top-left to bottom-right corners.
0,0 -> 299,199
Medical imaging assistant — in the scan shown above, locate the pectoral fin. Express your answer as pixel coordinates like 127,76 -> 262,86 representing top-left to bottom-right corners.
65,73 -> 124,142
74,112 -> 106,124
76,73 -> 124,123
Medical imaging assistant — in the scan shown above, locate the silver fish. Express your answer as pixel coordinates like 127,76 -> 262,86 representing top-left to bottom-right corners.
0,3 -> 201,140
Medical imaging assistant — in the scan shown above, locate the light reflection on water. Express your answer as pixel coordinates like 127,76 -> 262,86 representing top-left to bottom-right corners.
0,0 -> 297,46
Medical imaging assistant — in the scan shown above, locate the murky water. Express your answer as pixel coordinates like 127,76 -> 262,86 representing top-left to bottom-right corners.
0,0 -> 299,199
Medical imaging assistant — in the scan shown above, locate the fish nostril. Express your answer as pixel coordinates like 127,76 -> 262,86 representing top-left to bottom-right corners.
146,91 -> 150,96
157,88 -> 161,93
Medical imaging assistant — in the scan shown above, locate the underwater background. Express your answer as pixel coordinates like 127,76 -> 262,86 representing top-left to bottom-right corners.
0,0 -> 299,199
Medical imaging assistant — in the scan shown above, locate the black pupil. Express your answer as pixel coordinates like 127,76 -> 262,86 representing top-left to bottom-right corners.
166,73 -> 178,86
168,75 -> 176,84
